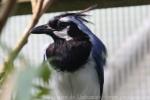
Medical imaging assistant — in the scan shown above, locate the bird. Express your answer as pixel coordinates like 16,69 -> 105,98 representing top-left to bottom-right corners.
31,5 -> 107,100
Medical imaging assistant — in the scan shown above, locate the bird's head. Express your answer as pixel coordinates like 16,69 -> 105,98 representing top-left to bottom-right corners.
31,5 -> 97,41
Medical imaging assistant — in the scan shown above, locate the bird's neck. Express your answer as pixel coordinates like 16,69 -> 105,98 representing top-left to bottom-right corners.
47,32 -> 65,43
73,36 -> 90,41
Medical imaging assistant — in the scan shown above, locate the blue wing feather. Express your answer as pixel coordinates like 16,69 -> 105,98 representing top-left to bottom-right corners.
91,35 -> 107,100
75,19 -> 107,100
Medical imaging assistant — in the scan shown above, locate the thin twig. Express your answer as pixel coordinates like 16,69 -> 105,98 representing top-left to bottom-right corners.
1,0 -> 44,77
0,71 -> 16,100
0,0 -> 54,98
0,0 -> 17,35
8,0 -> 44,60
5,0 -> 54,64
31,0 -> 38,13
40,0 -> 54,16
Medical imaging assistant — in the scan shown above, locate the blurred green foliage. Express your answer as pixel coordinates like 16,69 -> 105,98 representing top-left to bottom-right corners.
0,42 -> 52,100
15,62 -> 52,100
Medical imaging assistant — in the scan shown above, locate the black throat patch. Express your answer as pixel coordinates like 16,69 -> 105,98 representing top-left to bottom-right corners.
46,39 -> 92,72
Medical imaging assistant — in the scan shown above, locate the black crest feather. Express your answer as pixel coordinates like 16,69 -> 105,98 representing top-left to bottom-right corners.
55,4 -> 98,23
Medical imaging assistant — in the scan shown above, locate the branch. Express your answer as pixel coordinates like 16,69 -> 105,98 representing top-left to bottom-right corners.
31,0 -> 38,13
0,0 -> 17,35
0,71 -> 16,100
8,0 -> 54,62
0,0 -> 54,98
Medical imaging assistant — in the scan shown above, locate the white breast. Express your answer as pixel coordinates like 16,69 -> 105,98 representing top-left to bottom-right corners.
49,56 -> 100,100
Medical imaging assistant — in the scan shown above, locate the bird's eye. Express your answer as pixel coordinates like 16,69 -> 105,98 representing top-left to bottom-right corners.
48,19 -> 58,29
57,22 -> 68,30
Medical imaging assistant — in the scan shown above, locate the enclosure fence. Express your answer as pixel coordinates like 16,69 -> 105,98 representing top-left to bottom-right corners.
1,5 -> 150,100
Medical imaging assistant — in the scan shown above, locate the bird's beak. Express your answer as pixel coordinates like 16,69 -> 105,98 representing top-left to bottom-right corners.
30,24 -> 54,34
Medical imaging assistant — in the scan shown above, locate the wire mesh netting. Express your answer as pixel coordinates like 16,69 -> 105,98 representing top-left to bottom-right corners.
0,5 -> 150,100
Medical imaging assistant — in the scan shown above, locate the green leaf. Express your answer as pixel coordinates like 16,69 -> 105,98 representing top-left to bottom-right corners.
37,62 -> 52,83
32,84 -> 50,99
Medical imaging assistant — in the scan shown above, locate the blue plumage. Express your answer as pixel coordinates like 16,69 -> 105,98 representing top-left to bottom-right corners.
91,36 -> 107,99
75,18 -> 107,99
